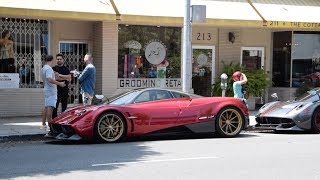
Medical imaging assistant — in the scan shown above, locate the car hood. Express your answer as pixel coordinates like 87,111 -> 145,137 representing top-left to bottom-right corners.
258,100 -> 310,117
51,105 -> 100,124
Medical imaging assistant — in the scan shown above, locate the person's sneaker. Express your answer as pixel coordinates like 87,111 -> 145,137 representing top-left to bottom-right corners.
40,124 -> 48,130
44,131 -> 55,138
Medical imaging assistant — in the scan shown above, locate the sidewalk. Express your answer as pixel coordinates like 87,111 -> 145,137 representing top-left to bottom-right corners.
0,116 -> 45,140
0,111 -> 258,141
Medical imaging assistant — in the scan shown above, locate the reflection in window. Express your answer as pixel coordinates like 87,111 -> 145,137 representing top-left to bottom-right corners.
272,31 -> 320,88
155,90 -> 171,100
242,49 -> 262,70
134,91 -> 151,103
134,90 -> 172,103
272,31 -> 292,87
0,18 -> 48,88
292,32 -> 320,87
171,91 -> 189,98
118,25 -> 181,79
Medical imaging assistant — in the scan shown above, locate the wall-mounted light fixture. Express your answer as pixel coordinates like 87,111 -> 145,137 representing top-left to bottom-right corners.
228,32 -> 235,44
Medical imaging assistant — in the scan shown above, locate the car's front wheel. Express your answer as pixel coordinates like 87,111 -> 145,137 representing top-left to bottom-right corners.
215,107 -> 244,138
311,108 -> 320,133
95,112 -> 126,143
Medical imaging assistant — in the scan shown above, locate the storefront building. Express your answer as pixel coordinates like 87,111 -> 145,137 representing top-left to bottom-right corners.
0,0 -> 319,117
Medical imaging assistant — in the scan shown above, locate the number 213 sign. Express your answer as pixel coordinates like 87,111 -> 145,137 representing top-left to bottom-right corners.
195,32 -> 212,41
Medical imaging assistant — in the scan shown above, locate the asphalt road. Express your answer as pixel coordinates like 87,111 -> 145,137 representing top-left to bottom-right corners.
1,131 -> 320,180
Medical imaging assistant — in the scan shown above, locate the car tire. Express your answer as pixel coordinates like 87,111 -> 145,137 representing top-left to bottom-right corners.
311,108 -> 320,134
215,106 -> 244,138
94,111 -> 127,143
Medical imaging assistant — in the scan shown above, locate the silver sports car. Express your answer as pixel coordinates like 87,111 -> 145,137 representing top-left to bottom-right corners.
255,88 -> 320,133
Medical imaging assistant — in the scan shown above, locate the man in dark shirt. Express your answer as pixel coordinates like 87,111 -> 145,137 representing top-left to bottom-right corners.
52,53 -> 71,119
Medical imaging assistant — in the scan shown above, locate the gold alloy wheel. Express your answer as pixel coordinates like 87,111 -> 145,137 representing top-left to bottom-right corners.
218,108 -> 243,136
97,113 -> 124,142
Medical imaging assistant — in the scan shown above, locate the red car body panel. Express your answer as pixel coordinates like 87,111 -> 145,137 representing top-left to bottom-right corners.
50,91 -> 248,141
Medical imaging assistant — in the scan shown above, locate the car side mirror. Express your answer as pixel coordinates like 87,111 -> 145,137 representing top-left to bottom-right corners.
271,93 -> 278,101
93,94 -> 105,105
95,95 -> 104,100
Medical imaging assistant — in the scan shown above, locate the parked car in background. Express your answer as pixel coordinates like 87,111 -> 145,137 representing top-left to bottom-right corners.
255,88 -> 320,133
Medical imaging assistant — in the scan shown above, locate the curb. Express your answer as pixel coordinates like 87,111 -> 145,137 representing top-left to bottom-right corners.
242,126 -> 263,133
0,134 -> 46,143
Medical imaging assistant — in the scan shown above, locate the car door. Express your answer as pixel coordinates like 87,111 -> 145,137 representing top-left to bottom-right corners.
170,91 -> 214,125
127,90 -> 180,134
170,91 -> 201,125
176,97 -> 201,125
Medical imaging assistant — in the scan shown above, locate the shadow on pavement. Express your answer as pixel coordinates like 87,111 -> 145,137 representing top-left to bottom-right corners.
45,131 -> 259,145
0,137 -> 160,179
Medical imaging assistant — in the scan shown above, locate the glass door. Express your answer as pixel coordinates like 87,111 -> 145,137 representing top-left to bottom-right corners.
192,46 -> 215,97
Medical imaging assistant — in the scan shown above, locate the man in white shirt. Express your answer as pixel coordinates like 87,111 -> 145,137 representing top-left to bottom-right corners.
41,55 -> 66,131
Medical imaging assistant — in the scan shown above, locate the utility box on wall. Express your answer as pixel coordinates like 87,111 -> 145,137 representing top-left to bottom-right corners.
191,5 -> 206,23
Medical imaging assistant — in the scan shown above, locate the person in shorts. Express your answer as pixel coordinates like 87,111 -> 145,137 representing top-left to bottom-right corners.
41,55 -> 66,131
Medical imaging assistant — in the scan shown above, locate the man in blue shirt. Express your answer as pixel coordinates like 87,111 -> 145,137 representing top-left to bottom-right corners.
73,53 -> 96,105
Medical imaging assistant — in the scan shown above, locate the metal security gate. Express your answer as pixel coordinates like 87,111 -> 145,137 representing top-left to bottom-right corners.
59,41 -> 89,104
0,18 -> 48,88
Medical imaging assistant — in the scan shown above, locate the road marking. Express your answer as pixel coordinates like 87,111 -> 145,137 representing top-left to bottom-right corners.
91,156 -> 218,167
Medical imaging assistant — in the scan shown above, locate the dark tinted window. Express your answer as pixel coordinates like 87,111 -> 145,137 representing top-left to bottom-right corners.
134,90 -> 172,103
171,91 -> 190,98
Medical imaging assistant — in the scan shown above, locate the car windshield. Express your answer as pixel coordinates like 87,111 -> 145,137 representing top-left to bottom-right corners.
295,88 -> 320,101
103,90 -> 141,105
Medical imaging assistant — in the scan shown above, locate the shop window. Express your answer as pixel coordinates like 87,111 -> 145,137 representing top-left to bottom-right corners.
292,32 -> 320,87
272,31 -> 292,87
0,18 -> 48,88
241,47 -> 264,70
272,31 -> 320,88
118,25 -> 182,89
59,41 -> 89,103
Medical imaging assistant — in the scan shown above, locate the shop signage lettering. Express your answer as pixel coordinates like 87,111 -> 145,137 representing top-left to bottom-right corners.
144,40 -> 167,65
267,21 -> 320,29
0,73 -> 19,88
118,78 -> 181,88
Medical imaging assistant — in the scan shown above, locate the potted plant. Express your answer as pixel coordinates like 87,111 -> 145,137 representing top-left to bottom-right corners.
213,61 -> 271,110
242,68 -> 271,110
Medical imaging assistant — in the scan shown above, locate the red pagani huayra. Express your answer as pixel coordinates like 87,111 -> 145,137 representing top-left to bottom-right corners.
49,88 -> 249,143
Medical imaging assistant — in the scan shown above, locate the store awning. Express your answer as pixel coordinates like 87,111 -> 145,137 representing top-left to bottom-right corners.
0,0 -> 116,21
1,0 -> 319,29
252,0 -> 320,29
114,0 -> 263,27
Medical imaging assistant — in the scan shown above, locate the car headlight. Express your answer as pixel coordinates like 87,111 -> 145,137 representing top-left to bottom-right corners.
75,109 -> 87,116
